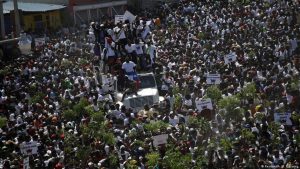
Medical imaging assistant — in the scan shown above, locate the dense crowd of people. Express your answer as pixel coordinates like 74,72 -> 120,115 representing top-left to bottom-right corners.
0,0 -> 300,168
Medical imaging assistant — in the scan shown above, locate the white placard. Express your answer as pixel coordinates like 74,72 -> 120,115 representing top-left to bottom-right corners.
20,141 -> 38,155
115,15 -> 125,24
224,53 -> 237,64
206,74 -> 221,84
195,98 -> 213,112
274,113 -> 292,125
35,38 -> 45,47
23,157 -> 30,169
146,20 -> 152,26
124,10 -> 136,23
152,134 -> 168,147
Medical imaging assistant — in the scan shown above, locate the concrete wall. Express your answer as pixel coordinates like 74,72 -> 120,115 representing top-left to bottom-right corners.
23,10 -> 62,31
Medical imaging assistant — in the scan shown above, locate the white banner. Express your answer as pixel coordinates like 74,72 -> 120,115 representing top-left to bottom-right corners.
206,74 -> 221,84
195,98 -> 213,112
23,157 -> 30,169
124,10 -> 136,23
146,20 -> 152,26
115,15 -> 125,24
274,113 -> 292,125
20,141 -> 38,155
35,38 -> 45,47
152,134 -> 168,147
224,53 -> 237,64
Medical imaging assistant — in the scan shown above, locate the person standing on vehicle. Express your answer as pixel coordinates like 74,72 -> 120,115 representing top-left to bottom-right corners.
122,57 -> 137,81
133,39 -> 146,70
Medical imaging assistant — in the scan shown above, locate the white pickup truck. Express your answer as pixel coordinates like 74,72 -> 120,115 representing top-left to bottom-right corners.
100,72 -> 162,111
118,72 -> 164,111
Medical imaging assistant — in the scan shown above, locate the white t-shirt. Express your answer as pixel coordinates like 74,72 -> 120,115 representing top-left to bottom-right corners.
125,44 -> 135,53
118,29 -> 126,39
122,61 -> 136,73
106,45 -> 115,57
169,116 -> 179,126
146,44 -> 157,61
133,43 -> 144,55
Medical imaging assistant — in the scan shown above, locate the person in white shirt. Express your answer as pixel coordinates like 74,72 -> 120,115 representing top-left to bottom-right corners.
146,42 -> 157,66
125,40 -> 137,64
122,57 -> 136,81
134,40 -> 146,70
104,41 -> 117,73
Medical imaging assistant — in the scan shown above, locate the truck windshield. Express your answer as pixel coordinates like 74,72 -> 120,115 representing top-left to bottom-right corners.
139,75 -> 156,89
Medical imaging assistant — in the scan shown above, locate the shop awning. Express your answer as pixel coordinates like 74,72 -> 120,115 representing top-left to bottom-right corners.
3,1 -> 66,14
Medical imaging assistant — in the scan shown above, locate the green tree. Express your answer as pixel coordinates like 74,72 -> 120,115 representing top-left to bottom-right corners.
163,148 -> 192,169
206,85 -> 222,103
220,137 -> 233,151
144,121 -> 169,133
70,98 -> 90,120
173,94 -> 182,110
218,96 -> 243,122
85,105 -> 105,122
62,109 -> 77,121
238,82 -> 257,100
108,153 -> 119,168
0,66 -> 10,78
241,128 -> 255,144
29,92 -> 45,105
188,116 -> 211,135
0,116 -> 7,128
146,152 -> 160,168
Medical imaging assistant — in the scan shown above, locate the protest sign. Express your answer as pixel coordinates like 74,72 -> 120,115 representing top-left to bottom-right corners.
20,141 -> 38,155
152,134 -> 168,147
115,15 -> 125,24
224,53 -> 237,64
146,20 -> 152,26
195,98 -> 213,112
206,74 -> 221,84
124,10 -> 136,23
274,113 -> 292,125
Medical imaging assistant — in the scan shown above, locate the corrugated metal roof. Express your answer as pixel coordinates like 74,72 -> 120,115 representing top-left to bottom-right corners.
3,1 -> 66,14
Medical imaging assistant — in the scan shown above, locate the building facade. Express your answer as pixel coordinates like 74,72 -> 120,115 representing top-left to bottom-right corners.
2,1 -> 66,35
17,0 -> 128,25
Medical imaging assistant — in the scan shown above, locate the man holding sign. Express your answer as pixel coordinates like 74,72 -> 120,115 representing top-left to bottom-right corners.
206,74 -> 221,85
195,98 -> 213,112
224,52 -> 237,64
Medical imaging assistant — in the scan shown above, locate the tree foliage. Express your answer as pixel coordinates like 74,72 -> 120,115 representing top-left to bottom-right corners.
206,85 -> 222,103
144,121 -> 169,133
0,116 -> 7,128
146,152 -> 160,168
188,116 -> 211,135
238,82 -> 257,100
218,96 -> 243,122
163,147 -> 192,169
29,92 -> 45,104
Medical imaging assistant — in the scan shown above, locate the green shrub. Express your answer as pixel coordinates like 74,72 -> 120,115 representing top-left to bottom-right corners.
146,152 -> 160,168
62,109 -> 77,121
144,121 -> 169,133
218,96 -> 243,122
29,92 -> 45,104
72,98 -> 89,116
220,137 -> 233,151
0,116 -> 7,128
238,82 -> 257,100
206,85 -> 222,103
163,148 -> 192,169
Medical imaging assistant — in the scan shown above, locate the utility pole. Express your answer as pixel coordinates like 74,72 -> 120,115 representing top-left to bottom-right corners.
13,0 -> 20,37
0,0 -> 5,39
